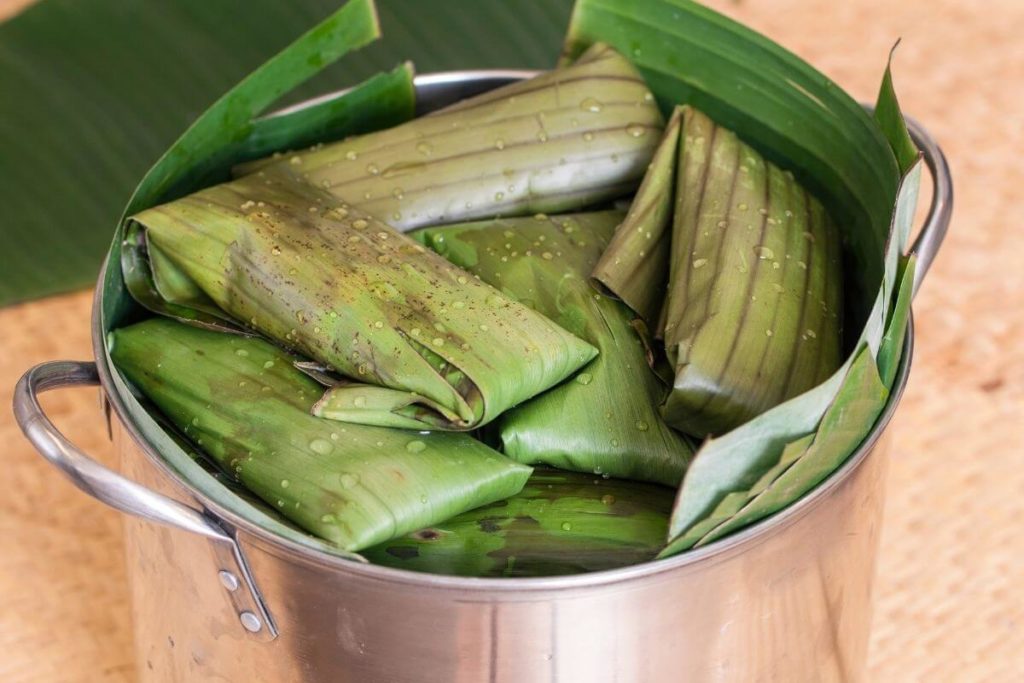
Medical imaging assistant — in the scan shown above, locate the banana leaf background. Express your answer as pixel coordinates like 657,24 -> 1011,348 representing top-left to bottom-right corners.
0,0 -> 573,306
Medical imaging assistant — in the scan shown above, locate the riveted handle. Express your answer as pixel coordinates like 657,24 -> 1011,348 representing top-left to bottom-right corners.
904,114 -> 953,298
13,360 -> 278,641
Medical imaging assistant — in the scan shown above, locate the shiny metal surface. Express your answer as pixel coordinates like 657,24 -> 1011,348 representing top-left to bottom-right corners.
13,360 -> 277,641
905,114 -> 954,296
119,421 -> 888,681
13,71 -> 952,682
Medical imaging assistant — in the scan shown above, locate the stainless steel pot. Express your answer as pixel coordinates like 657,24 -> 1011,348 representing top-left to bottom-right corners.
14,72 -> 952,683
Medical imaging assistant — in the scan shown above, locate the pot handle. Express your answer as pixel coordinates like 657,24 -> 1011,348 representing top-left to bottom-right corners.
13,360 -> 278,641
905,115 -> 953,298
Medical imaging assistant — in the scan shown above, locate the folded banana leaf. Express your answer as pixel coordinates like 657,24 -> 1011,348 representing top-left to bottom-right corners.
125,174 -> 597,430
109,318 -> 533,552
590,107 -> 681,323
235,42 -> 664,229
415,211 -> 693,485
363,469 -> 674,577
654,106 -> 844,437
660,334 -> 892,555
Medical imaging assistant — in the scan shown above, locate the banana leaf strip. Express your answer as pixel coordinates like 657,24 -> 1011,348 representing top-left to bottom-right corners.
874,45 -> 919,176
129,174 -> 597,430
659,342 -> 892,557
241,62 -> 416,165
416,211 -> 694,486
363,469 -> 674,577
658,433 -> 814,555
590,107 -> 681,322
110,318 -> 533,552
659,106 -> 844,437
235,43 -> 664,230
877,256 -> 917,387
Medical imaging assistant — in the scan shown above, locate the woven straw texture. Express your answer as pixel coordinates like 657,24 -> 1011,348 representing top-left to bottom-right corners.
1,0 -> 1021,680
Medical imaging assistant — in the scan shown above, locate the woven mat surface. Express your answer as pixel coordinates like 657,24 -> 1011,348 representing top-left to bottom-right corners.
1,0 -> 1021,680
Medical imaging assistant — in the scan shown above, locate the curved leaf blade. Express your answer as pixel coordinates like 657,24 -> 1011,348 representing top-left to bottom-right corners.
363,469 -> 674,577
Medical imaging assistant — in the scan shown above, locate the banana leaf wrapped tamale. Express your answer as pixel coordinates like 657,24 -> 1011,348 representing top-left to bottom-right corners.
595,106 -> 843,437
110,318 -> 533,551
413,212 -> 693,486
125,175 -> 597,430
234,43 -> 664,229
362,469 -> 674,577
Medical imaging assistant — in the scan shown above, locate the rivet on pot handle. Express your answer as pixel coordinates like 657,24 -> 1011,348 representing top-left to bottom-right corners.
905,114 -> 953,298
13,360 -> 278,642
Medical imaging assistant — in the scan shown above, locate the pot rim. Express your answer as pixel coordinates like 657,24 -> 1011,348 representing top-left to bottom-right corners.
92,69 -> 918,591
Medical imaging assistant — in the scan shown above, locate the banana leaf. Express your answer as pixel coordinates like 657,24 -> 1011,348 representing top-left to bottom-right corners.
127,174 -> 597,430
590,107 -> 681,322
562,0 -> 924,555
655,105 -> 843,437
110,318 -> 533,552
234,43 -> 664,229
415,211 -> 693,486
363,469 -> 674,577
661,340 -> 890,554
674,258 -> 916,549
878,255 -> 917,388
0,0 -> 575,306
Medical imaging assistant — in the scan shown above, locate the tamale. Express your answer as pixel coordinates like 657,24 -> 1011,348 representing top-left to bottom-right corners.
125,175 -> 597,430
415,211 -> 693,486
110,318 -> 533,552
661,107 -> 843,436
235,43 -> 663,229
595,106 -> 844,437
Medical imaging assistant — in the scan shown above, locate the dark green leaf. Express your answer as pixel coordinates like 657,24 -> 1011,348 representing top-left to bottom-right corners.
363,469 -> 674,577
0,0 -> 574,306
874,43 -> 919,176
240,62 -> 415,164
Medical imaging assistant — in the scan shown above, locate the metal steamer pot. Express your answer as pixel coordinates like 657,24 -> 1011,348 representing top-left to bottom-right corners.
14,72 -> 952,683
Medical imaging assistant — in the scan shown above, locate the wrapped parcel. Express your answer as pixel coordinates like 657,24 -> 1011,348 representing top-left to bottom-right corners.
415,212 -> 693,485
127,176 -> 597,430
594,107 -> 844,437
236,43 -> 664,229
110,318 -> 533,551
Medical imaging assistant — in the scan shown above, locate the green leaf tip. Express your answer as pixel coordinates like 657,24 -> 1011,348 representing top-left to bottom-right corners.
875,40 -> 920,176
